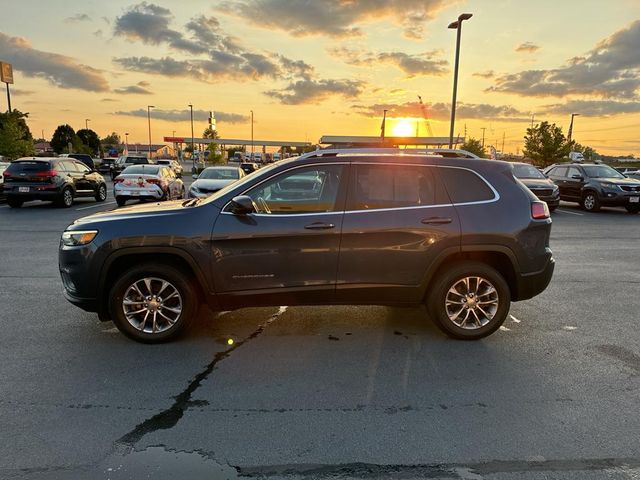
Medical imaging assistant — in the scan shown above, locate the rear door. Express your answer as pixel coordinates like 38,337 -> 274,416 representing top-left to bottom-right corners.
70,161 -> 95,194
336,162 -> 460,304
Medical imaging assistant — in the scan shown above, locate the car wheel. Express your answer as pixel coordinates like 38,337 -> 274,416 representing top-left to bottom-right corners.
626,205 -> 640,214
581,192 -> 600,212
58,187 -> 74,208
179,186 -> 185,199
427,261 -> 510,340
108,263 -> 196,343
116,196 -> 127,207
95,184 -> 107,202
7,197 -> 23,208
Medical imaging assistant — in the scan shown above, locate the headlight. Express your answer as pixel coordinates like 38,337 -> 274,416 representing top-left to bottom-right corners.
62,230 -> 98,246
600,182 -> 619,190
190,186 -> 200,193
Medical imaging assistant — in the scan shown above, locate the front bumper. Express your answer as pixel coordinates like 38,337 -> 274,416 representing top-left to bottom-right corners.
515,256 -> 555,301
599,190 -> 640,206
59,243 -> 100,312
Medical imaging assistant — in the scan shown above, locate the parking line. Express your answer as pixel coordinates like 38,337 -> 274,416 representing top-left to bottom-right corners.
76,201 -> 116,211
556,209 -> 584,216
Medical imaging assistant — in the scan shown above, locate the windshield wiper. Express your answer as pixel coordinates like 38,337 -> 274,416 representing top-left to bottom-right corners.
182,198 -> 201,207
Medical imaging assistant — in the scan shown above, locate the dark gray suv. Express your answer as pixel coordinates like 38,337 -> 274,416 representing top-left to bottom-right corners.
59,149 -> 554,343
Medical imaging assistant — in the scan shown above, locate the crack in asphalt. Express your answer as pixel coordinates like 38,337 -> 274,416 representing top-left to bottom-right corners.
116,306 -> 287,447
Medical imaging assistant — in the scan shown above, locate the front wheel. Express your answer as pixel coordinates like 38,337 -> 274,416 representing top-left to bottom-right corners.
581,192 -> 600,212
626,205 -> 640,214
427,261 -> 510,340
95,184 -> 107,202
108,263 -> 197,343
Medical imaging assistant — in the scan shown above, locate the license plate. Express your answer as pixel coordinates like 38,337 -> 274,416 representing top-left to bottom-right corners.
630,196 -> 639,203
19,187 -> 29,193
130,191 -> 139,196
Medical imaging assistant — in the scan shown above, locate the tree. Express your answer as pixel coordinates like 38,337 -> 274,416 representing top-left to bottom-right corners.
206,141 -> 225,165
77,128 -> 102,156
202,127 -> 219,140
461,137 -> 486,158
101,132 -> 121,147
50,124 -> 79,154
0,110 -> 35,159
523,121 -> 572,167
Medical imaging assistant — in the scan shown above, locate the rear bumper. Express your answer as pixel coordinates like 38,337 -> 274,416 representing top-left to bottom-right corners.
515,256 -> 555,301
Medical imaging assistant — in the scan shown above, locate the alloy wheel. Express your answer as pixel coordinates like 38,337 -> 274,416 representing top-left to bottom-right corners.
445,276 -> 499,329
122,277 -> 183,334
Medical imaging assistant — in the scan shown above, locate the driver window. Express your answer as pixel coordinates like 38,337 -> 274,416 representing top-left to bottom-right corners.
246,165 -> 344,214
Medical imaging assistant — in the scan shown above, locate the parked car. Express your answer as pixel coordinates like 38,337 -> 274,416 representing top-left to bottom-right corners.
156,159 -> 183,178
240,162 -> 259,175
61,153 -> 96,171
97,158 -> 115,175
546,163 -> 640,213
189,166 -> 245,198
615,167 -> 638,175
111,155 -> 152,180
624,171 -> 640,181
59,148 -> 554,343
113,165 -> 184,207
3,157 -> 107,208
512,163 -> 560,211
0,162 -> 9,202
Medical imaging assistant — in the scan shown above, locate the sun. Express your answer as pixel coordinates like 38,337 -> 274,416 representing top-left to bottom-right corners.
391,118 -> 416,137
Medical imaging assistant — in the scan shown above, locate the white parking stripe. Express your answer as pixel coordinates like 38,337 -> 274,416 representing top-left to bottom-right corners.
556,209 -> 584,216
75,201 -> 116,211
510,315 -> 521,323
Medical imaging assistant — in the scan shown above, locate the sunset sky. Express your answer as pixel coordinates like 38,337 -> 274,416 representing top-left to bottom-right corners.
1,0 -> 639,155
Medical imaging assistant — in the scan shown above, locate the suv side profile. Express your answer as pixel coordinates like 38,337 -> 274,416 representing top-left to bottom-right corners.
111,155 -> 152,180
59,149 -> 554,343
546,163 -> 640,213
3,157 -> 107,208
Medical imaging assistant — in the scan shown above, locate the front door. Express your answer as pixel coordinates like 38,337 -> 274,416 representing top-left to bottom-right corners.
336,162 -> 461,304
211,163 -> 348,308
565,166 -> 585,200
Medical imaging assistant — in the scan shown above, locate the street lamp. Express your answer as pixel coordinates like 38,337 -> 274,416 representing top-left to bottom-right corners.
188,104 -> 195,172
147,105 -> 154,159
447,12 -> 473,149
250,110 -> 254,158
124,132 -> 129,154
85,118 -> 90,130
567,113 -> 580,143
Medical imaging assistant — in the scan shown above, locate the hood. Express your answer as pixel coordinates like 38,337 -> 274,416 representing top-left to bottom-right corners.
192,178 -> 235,190
520,178 -> 556,189
597,177 -> 640,185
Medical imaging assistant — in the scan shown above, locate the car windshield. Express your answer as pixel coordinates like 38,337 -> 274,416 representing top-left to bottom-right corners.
199,168 -> 240,180
583,165 -> 625,179
513,164 -> 545,179
121,165 -> 160,175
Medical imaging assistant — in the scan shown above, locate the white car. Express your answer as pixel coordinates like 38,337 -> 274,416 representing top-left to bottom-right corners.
114,165 -> 185,207
189,166 -> 245,198
156,159 -> 183,177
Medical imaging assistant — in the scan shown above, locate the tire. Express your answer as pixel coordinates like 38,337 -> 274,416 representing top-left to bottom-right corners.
95,184 -> 107,202
626,205 -> 640,214
427,261 -> 510,340
108,263 -> 197,343
7,197 -> 23,208
116,196 -> 127,207
57,187 -> 74,208
179,186 -> 185,199
581,191 -> 600,212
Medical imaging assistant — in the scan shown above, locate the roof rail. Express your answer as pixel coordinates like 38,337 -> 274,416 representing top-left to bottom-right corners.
297,147 -> 481,160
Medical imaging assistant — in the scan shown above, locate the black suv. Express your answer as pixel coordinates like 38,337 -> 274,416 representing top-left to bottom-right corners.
511,163 -> 560,211
66,153 -> 95,171
59,149 -> 554,343
546,163 -> 640,213
111,155 -> 152,179
3,157 -> 107,208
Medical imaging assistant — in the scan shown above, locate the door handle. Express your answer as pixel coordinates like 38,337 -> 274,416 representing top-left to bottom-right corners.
421,217 -> 453,225
304,222 -> 335,230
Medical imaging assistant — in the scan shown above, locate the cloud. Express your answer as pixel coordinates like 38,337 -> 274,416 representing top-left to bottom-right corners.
353,101 -> 530,122
114,81 -> 152,94
220,0 -> 450,39
0,32 -> 109,92
473,70 -> 495,79
265,79 -> 365,105
64,13 -> 91,23
101,98 -> 119,102
515,42 -> 540,53
543,99 -> 640,116
11,89 -> 35,95
490,20 -> 640,99
114,108 -> 249,123
330,47 -> 448,77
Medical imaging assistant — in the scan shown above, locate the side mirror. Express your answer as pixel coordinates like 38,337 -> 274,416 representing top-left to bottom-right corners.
571,174 -> 584,181
192,174 -> 199,179
229,195 -> 256,215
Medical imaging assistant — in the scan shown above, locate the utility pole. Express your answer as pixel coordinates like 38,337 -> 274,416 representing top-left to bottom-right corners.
380,109 -> 387,141
481,127 -> 486,148
147,105 -> 154,159
530,114 -> 535,129
188,104 -> 194,171
501,132 -> 505,154
250,110 -> 254,157
567,113 -> 580,143
85,118 -> 90,130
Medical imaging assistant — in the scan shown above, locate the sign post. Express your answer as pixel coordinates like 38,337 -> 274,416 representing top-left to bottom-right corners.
0,62 -> 14,113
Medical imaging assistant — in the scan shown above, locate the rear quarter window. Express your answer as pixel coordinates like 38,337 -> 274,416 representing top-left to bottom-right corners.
437,167 -> 496,204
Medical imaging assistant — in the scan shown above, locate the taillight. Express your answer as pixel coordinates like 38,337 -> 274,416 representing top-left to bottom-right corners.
531,201 -> 550,219
146,178 -> 161,185
113,177 -> 124,184
35,169 -> 58,177
2,170 -> 10,178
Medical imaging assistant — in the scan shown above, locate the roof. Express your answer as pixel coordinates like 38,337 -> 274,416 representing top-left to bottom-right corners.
319,135 -> 461,147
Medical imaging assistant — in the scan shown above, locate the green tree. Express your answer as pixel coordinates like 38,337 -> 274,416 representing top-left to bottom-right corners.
50,124 -> 79,154
461,137 -> 486,158
206,141 -> 225,165
101,132 -> 121,147
0,110 -> 34,159
202,127 -> 219,140
523,121 -> 572,167
77,128 -> 101,156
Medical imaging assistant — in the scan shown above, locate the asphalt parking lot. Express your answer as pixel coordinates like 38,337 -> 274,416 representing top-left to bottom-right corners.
0,187 -> 639,479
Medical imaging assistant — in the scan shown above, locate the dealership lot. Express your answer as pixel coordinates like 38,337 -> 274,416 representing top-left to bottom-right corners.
0,192 -> 639,479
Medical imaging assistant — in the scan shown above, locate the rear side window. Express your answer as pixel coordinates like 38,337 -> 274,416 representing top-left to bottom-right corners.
348,164 -> 439,210
7,161 -> 51,174
437,167 -> 496,204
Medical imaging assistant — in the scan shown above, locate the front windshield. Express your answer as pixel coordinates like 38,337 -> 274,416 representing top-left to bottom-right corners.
583,165 -> 625,179
513,164 -> 545,179
199,168 -> 240,180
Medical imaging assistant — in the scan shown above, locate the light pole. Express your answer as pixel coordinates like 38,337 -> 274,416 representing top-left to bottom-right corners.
250,110 -> 254,159
567,113 -> 580,143
447,13 -> 473,149
188,104 -> 195,172
147,105 -> 154,159
124,132 -> 129,154
85,118 -> 90,130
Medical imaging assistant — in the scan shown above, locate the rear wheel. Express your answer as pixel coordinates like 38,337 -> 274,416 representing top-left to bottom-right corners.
581,192 -> 600,212
95,184 -> 107,202
427,261 -> 510,340
178,186 -> 185,199
7,197 -> 23,208
626,205 -> 640,214
108,263 -> 197,343
116,196 -> 127,207
57,187 -> 74,208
